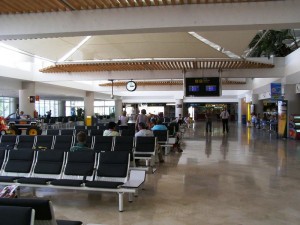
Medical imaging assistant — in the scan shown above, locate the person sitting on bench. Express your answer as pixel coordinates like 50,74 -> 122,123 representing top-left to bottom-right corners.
70,131 -> 91,152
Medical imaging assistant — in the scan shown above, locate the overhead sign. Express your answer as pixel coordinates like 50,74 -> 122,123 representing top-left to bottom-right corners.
271,83 -> 282,100
147,103 -> 166,107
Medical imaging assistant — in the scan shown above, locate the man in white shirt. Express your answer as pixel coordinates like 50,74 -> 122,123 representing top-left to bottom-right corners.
220,108 -> 230,134
135,122 -> 164,163
135,122 -> 154,137
103,122 -> 120,136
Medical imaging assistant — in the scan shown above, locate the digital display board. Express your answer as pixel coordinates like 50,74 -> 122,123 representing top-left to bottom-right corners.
188,85 -> 200,92
185,77 -> 220,97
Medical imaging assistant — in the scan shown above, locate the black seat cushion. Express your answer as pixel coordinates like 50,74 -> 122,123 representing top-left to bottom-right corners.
0,198 -> 52,220
85,181 -> 124,189
0,176 -> 23,182
0,206 -> 33,225
17,177 -> 54,185
134,154 -> 153,157
51,179 -> 84,187
57,220 -> 83,225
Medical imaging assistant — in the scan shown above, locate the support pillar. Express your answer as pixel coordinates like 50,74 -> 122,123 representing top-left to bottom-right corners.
238,98 -> 242,124
115,99 -> 123,122
19,81 -> 35,117
58,100 -> 66,117
175,99 -> 183,118
84,91 -> 94,119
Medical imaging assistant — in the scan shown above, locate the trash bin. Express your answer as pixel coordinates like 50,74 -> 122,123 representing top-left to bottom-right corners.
242,115 -> 246,125
85,116 -> 92,126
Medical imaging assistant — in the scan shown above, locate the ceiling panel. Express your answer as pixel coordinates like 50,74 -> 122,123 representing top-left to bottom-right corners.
2,37 -> 85,61
68,32 -> 227,61
198,30 -> 259,56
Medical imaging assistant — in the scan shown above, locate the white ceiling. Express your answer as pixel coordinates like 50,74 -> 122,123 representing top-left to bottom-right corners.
2,30 -> 258,62
0,0 -> 299,101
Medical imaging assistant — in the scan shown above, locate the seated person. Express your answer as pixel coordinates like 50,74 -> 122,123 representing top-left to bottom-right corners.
70,131 -> 91,152
19,111 -> 28,119
151,120 -> 167,131
103,121 -> 120,136
135,122 -> 164,163
135,122 -> 154,137
168,120 -> 183,153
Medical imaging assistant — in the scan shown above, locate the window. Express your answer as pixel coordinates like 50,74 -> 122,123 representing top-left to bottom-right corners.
94,100 -> 115,117
65,101 -> 84,116
0,97 -> 14,117
35,100 -> 59,117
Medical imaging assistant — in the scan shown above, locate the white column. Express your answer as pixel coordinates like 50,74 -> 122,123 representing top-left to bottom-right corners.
238,98 -> 242,124
59,100 -> 66,116
252,94 -> 263,114
175,99 -> 183,118
19,81 -> 35,117
10,98 -> 17,114
115,99 -> 123,122
84,91 -> 94,119
252,94 -> 259,104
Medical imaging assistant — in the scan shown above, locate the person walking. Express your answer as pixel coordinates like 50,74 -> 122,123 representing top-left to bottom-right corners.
205,108 -> 213,133
135,109 -> 149,131
220,107 -> 230,134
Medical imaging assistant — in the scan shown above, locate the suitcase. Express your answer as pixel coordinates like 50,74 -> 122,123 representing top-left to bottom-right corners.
0,185 -> 18,198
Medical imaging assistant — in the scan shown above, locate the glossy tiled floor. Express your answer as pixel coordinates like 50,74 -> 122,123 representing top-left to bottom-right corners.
24,121 -> 300,225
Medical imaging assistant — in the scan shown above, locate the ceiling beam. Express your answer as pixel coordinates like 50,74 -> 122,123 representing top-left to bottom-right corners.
0,1 -> 299,40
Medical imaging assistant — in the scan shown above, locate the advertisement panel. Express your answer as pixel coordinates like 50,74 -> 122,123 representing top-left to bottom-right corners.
278,100 -> 288,138
271,83 -> 282,100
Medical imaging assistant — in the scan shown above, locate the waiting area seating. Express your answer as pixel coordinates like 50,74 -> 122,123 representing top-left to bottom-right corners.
0,149 -> 146,211
0,205 -> 35,225
0,198 -> 83,225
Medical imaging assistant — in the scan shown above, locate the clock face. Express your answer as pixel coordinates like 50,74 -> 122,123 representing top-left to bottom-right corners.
126,81 -> 137,92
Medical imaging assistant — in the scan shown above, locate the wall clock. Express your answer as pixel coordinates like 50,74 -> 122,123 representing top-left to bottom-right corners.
126,81 -> 137,92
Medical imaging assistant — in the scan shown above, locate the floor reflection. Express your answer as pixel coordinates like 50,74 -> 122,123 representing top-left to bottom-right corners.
20,121 -> 300,225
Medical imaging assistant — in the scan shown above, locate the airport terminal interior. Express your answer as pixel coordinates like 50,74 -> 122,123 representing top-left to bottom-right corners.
1,0 -> 300,225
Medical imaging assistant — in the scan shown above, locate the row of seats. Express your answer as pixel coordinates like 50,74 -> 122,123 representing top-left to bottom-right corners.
0,135 -> 156,154
0,149 -> 146,211
0,135 -> 159,172
46,128 -> 136,136
0,150 -> 129,186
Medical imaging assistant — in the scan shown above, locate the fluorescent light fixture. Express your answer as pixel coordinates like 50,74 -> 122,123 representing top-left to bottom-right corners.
188,31 -> 241,59
58,36 -> 91,62
166,103 -> 175,106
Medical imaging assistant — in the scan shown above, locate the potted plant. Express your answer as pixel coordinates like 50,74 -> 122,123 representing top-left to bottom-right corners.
247,29 -> 299,58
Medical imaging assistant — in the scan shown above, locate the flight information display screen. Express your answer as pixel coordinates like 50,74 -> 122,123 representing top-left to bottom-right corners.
185,77 -> 220,97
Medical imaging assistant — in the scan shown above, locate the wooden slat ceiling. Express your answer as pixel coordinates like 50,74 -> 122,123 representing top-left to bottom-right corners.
40,59 -> 274,73
0,0 -> 280,14
99,79 -> 246,87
